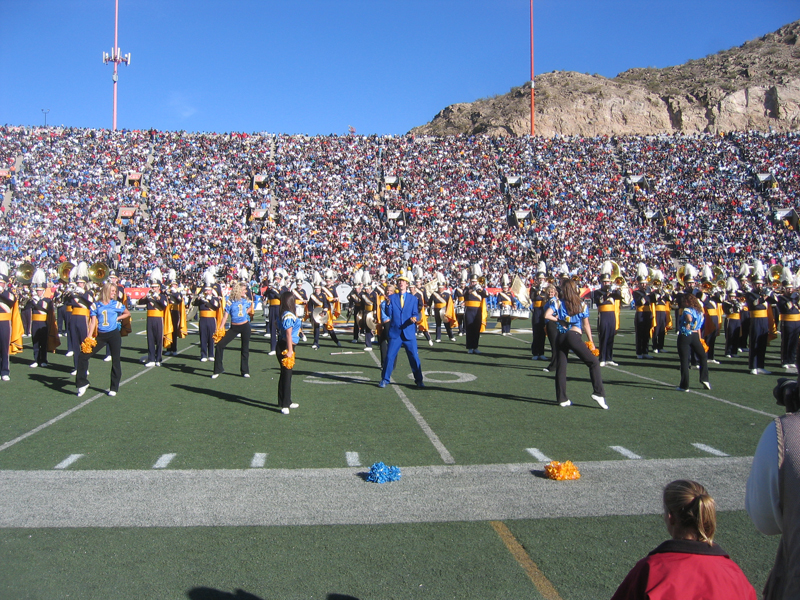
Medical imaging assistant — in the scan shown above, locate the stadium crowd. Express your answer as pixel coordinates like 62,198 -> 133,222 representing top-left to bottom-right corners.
1,125 -> 799,288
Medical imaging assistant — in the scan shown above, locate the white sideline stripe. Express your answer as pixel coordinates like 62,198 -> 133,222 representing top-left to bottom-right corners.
610,446 -> 641,460
366,351 -> 455,464
0,343 -> 198,454
526,448 -> 551,462
692,443 -> 729,457
53,454 -> 84,470
153,454 -> 176,469
606,365 -> 779,418
250,453 -> 267,468
345,452 -> 360,467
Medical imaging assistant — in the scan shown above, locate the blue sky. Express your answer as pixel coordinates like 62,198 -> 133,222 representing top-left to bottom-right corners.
1,0 -> 797,135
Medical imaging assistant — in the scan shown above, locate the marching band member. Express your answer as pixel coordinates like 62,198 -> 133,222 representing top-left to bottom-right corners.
308,275 -> 341,349
454,270 -> 468,336
777,269 -> 800,370
360,271 -> 376,351
593,263 -> 622,367
497,274 -> 514,336
321,270 -> 342,347
737,262 -> 752,353
68,263 -> 94,375
530,265 -> 548,360
633,264 -> 653,359
541,283 -> 559,373
649,272 -> 672,354
348,271 -> 364,343
676,293 -> 711,392
378,273 -> 424,388
722,278 -> 743,358
212,281 -> 254,379
464,267 -> 487,354
409,279 -> 433,347
164,270 -> 188,357
138,268 -> 167,367
27,269 -> 59,368
76,282 -> 130,397
698,267 -> 723,365
0,262 -> 23,381
291,271 -> 308,343
430,274 -> 456,343
19,282 -> 32,337
265,270 -> 286,355
193,277 -> 221,362
547,277 -> 607,409
745,261 -> 775,375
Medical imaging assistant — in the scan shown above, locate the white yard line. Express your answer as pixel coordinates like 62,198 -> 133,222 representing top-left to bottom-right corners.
691,443 -> 729,457
345,452 -> 360,467
250,453 -> 267,468
609,446 -> 641,459
152,453 -> 176,469
525,448 -> 551,462
53,454 -> 83,470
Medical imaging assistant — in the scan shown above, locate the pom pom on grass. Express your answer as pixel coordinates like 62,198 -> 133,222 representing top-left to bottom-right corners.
366,461 -> 401,483
544,460 -> 581,481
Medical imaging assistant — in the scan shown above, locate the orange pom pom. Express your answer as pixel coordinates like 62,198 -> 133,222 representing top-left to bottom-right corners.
544,460 -> 581,481
80,337 -> 97,354
281,349 -> 295,369
585,341 -> 600,357
212,328 -> 225,343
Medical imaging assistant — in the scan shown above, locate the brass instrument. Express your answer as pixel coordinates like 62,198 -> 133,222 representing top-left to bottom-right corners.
88,262 -> 110,285
15,262 -> 34,285
676,265 -> 687,285
663,282 -> 674,292
57,261 -> 75,284
312,306 -> 328,325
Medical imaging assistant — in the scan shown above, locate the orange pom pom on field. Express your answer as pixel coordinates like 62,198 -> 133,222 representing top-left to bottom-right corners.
544,460 -> 581,481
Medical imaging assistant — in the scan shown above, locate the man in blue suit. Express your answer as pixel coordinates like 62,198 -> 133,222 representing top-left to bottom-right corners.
379,273 -> 424,388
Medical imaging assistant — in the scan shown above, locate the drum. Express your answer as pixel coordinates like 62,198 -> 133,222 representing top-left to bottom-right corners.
295,305 -> 306,319
455,303 -> 465,315
488,308 -> 501,318
511,309 -> 531,319
500,305 -> 513,316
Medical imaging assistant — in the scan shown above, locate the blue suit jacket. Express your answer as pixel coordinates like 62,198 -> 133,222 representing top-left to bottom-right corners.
385,292 -> 420,341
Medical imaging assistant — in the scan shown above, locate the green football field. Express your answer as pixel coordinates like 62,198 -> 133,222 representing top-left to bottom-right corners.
0,311 -> 784,599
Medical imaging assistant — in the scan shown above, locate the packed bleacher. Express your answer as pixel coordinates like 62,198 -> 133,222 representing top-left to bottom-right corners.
1,125 -> 798,288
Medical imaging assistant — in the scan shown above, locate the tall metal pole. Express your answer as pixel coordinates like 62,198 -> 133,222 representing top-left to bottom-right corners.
530,0 -> 535,136
103,0 -> 130,131
42,109 -> 50,128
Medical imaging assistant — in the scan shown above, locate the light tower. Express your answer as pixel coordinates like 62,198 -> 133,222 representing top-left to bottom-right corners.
102,0 -> 131,131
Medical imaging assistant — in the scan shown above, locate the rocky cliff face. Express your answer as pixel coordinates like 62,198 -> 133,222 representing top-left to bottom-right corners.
410,20 -> 800,137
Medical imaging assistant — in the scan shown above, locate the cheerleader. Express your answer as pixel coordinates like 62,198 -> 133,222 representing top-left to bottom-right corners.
211,282 -> 253,379
276,290 -> 302,414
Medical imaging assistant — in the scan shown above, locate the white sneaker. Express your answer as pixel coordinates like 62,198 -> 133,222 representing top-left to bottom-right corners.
268,351 -> 276,356
607,361 -> 619,366
211,373 -> 220,379
449,337 -> 456,342
66,351 -> 74,357
289,403 -> 299,409
708,359 -> 720,365
107,390 -> 116,397
200,357 -> 208,362
428,340 -> 434,347
281,407 -> 290,415
145,362 -> 155,367
435,339 -> 441,343
155,362 -> 161,367
70,370 -> 77,376
592,394 -> 609,409
1,375 -> 9,381
300,334 -> 307,342
702,381 -> 711,390
30,362 -> 38,368
104,355 -> 112,362
676,386 -> 689,392
751,369 -> 759,375
599,361 -> 606,367
653,349 -> 659,354
559,400 -> 572,407
312,345 -> 319,350
77,385 -> 89,397
243,374 -> 250,378
542,367 -> 550,373
757,368 -> 772,375
365,347 -> 373,352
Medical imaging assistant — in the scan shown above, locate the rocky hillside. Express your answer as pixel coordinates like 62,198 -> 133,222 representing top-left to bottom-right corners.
410,20 -> 800,137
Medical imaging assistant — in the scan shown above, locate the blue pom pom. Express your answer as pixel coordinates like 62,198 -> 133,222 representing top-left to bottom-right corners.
367,461 -> 401,483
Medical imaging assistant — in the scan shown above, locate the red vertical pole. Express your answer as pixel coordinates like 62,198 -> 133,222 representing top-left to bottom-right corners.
530,0 -> 535,136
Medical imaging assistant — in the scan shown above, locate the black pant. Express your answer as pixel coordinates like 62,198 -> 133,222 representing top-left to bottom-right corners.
555,330 -> 605,404
198,316 -> 216,359
214,322 -> 251,375
276,338 -> 293,408
31,321 -> 48,364
531,308 -> 546,356
704,317 -> 719,360
0,321 -> 10,376
677,332 -> 709,389
545,321 -> 559,370
77,329 -> 122,392
68,314 -> 88,369
57,305 -> 68,333
597,311 -> 616,362
725,317 -> 741,356
749,317 -> 769,370
433,311 -> 453,341
634,311 -> 651,355
146,316 -> 163,363
464,307 -> 482,350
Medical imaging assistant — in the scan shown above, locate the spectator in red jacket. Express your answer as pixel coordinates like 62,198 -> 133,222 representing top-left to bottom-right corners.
611,479 -> 756,600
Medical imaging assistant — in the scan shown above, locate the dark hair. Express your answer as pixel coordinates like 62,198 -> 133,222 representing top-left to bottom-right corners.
681,293 -> 702,311
664,480 -> 716,545
279,290 -> 296,315
560,278 -> 582,316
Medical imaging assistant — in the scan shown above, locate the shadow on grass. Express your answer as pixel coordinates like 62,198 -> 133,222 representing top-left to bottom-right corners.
29,372 -> 74,394
186,588 -> 264,600
172,384 -> 283,414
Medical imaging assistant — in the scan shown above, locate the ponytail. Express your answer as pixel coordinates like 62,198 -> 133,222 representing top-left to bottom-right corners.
663,479 -> 716,545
